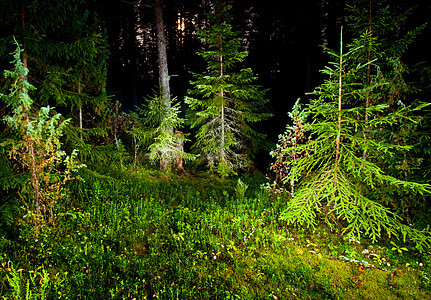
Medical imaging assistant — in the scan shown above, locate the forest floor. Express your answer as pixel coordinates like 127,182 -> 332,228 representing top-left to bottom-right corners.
1,167 -> 431,299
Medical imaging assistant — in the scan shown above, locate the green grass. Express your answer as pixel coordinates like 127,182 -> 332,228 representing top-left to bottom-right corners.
0,167 -> 430,299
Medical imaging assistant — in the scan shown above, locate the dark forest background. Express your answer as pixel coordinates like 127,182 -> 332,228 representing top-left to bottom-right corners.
1,0 -> 431,168
97,0 -> 431,139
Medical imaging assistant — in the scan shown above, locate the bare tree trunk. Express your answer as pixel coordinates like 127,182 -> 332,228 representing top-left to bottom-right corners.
175,131 -> 184,171
215,1 -> 226,168
155,0 -> 172,171
320,0 -> 329,52
133,135 -> 139,171
155,0 -> 170,106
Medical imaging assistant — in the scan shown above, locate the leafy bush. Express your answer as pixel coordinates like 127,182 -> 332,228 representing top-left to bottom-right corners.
0,42 -> 83,226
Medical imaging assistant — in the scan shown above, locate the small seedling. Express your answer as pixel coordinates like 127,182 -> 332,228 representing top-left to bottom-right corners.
390,241 -> 408,254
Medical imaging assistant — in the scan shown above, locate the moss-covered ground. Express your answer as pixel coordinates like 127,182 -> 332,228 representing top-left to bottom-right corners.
1,168 -> 430,299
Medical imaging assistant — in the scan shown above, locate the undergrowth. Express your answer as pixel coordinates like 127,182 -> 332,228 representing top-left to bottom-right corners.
0,167 -> 430,299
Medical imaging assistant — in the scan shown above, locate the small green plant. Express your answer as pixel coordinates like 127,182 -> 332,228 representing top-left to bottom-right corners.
235,178 -> 248,199
270,99 -> 309,194
3,265 -> 50,300
419,270 -> 431,290
390,241 -> 409,254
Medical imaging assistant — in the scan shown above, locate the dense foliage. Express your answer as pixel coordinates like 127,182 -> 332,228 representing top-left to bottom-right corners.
132,89 -> 195,171
274,29 -> 431,251
0,0 -> 430,298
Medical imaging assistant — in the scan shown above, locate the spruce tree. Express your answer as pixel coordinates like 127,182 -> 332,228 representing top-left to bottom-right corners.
276,28 -> 431,251
132,89 -> 195,171
185,3 -> 271,176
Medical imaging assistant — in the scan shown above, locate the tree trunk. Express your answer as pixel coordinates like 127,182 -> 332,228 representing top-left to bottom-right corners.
155,0 -> 172,171
219,34 -> 225,161
216,1 -> 226,169
155,0 -> 170,106
320,0 -> 329,52
19,4 -> 39,210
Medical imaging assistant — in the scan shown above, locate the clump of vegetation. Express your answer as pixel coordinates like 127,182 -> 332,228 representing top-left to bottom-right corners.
273,28 -> 431,252
0,42 -> 83,226
270,99 -> 309,194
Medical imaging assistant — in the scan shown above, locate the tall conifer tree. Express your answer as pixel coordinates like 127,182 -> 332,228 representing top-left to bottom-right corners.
185,1 -> 271,176
154,0 -> 175,171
